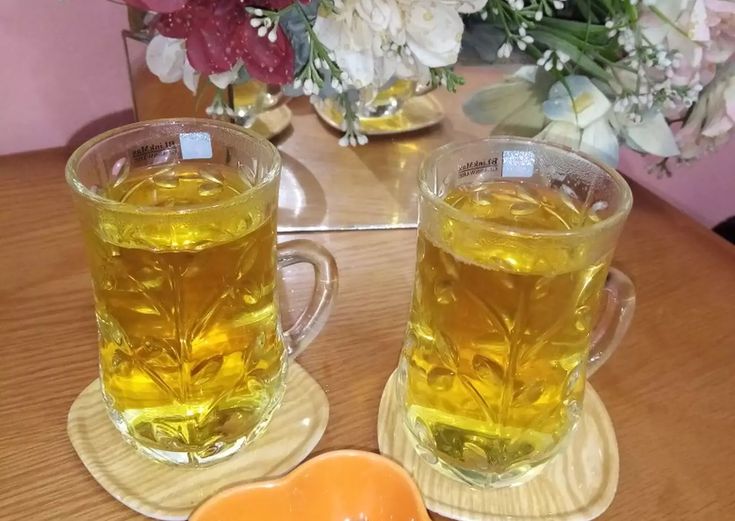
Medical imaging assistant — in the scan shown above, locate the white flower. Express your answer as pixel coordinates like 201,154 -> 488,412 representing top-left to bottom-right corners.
145,35 -> 199,93
542,76 -> 612,128
536,119 -> 620,167
618,111 -> 681,157
209,62 -> 241,90
405,2 -> 466,67
538,75 -> 682,164
536,49 -> 570,71
497,41 -> 513,58
314,0 -> 483,89
182,59 -> 199,93
538,76 -> 618,165
314,9 -> 379,87
146,35 -> 186,83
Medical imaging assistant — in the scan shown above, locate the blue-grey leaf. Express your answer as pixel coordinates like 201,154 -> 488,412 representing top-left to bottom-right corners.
280,1 -> 317,75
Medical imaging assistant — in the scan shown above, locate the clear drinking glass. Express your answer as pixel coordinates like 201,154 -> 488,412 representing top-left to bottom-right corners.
396,137 -> 635,487
67,119 -> 337,466
357,78 -> 434,118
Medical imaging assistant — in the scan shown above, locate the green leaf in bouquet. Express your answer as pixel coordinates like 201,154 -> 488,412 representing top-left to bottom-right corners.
532,30 -> 613,82
459,21 -> 505,65
538,18 -> 608,44
462,69 -> 554,137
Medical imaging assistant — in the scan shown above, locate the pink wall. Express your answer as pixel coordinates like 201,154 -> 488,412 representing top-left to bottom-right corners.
621,145 -> 735,229
0,1 -> 732,227
0,0 -> 133,155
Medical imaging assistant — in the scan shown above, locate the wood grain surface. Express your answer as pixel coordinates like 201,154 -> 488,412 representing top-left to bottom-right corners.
68,364 -> 328,521
2,90 -> 735,520
378,371 -> 618,521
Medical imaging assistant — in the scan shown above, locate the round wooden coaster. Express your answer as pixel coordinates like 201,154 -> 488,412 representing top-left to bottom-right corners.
67,363 -> 328,521
377,371 -> 619,521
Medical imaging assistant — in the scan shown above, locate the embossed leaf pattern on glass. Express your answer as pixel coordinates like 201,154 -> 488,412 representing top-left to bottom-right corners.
92,193 -> 283,454
404,224 -> 609,474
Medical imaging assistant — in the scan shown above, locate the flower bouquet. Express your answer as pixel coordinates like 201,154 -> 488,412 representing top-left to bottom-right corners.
122,0 -> 486,145
462,0 -> 734,169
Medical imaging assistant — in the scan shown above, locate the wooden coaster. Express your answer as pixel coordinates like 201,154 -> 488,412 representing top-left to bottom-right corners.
313,94 -> 444,136
68,363 -> 328,521
377,371 -> 619,521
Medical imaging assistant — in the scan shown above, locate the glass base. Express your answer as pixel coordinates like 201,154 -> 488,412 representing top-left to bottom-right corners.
103,391 -> 282,467
108,409 -> 277,467
127,436 -> 248,467
405,423 -> 553,489
433,454 -> 548,488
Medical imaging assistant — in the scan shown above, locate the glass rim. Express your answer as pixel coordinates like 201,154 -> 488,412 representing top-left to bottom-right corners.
418,136 -> 633,239
65,118 -> 282,215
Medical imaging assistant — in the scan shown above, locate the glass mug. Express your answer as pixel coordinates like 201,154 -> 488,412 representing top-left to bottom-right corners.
230,80 -> 282,126
358,78 -> 434,118
67,119 -> 337,466
396,137 -> 635,487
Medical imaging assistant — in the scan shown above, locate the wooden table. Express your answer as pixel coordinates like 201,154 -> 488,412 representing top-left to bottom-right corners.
2,98 -> 735,520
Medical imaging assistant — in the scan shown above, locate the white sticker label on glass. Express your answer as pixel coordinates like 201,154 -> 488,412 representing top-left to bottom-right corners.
502,150 -> 535,178
179,132 -> 212,160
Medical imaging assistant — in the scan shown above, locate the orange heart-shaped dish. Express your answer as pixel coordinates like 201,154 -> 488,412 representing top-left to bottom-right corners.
190,450 -> 432,521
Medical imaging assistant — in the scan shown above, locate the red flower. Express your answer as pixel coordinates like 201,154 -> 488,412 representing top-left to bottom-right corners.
126,0 -> 295,84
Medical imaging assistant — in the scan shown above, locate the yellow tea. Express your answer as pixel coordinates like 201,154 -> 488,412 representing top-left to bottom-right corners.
371,79 -> 416,107
82,161 -> 285,464
400,180 -> 610,484
232,80 -> 279,114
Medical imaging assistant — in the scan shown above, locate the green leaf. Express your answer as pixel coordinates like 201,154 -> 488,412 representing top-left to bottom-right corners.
573,0 -> 599,24
463,72 -> 554,137
540,18 -> 608,41
532,30 -> 613,81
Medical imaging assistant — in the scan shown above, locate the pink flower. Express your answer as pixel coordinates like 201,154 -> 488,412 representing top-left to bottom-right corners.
126,0 -> 295,84
677,62 -> 735,160
705,0 -> 735,65
641,0 -> 734,89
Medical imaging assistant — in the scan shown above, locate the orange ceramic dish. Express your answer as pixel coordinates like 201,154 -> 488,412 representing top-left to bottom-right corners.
190,450 -> 432,521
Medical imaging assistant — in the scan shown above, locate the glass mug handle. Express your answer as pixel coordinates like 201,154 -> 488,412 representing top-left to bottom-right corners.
277,239 -> 338,358
587,267 -> 636,376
